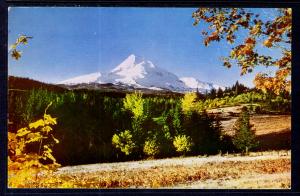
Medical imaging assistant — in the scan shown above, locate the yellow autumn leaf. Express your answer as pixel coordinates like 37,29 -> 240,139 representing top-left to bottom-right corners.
43,145 -> 52,151
11,49 -> 22,60
29,119 -> 45,129
16,128 -> 31,137
287,8 -> 292,16
15,148 -> 22,156
10,43 -> 17,50
16,130 -> 30,137
263,38 -> 273,48
43,151 -> 56,163
42,126 -> 53,134
25,133 -> 42,144
16,35 -> 29,45
46,153 -> 56,163
44,114 -> 57,125
51,134 -> 59,144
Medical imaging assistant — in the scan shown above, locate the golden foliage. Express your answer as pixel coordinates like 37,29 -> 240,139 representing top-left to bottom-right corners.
143,139 -> 160,157
181,92 -> 199,115
123,91 -> 145,119
9,35 -> 33,60
112,130 -> 136,155
8,102 -> 61,188
254,67 -> 291,95
193,8 -> 291,94
173,135 -> 193,154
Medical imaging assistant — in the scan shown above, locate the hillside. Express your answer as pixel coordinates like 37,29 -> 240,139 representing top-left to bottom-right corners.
8,76 -> 184,98
8,76 -> 67,92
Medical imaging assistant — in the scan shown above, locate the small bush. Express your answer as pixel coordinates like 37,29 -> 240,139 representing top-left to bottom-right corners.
8,102 -> 61,188
173,135 -> 193,155
220,134 -> 236,153
143,138 -> 160,157
112,130 -> 136,156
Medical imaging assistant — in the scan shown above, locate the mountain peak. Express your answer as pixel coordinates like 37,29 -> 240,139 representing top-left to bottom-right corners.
128,54 -> 145,63
112,54 -> 151,72
58,55 -> 224,93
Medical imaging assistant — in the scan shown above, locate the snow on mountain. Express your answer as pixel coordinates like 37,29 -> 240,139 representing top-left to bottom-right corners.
180,77 -> 225,93
58,54 -> 224,92
99,54 -> 187,91
212,84 -> 225,91
59,72 -> 101,85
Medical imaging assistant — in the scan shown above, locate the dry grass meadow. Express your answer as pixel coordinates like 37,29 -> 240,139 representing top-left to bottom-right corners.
31,150 -> 289,189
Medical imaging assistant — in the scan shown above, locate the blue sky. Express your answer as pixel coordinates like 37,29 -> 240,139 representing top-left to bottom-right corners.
8,7 -> 282,87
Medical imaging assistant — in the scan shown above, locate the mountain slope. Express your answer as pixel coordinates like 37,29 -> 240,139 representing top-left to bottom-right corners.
58,54 -> 224,92
99,54 -> 187,91
59,72 -> 101,85
180,77 -> 225,92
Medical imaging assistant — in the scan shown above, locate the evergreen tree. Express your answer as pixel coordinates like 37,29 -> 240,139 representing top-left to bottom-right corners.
195,87 -> 204,100
216,87 -> 224,98
183,110 -> 222,154
232,107 -> 259,155
209,88 -> 217,99
235,81 -> 239,95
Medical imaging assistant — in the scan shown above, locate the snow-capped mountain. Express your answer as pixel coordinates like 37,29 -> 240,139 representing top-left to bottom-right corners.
98,54 -> 187,91
180,77 -> 225,92
58,54 -> 224,93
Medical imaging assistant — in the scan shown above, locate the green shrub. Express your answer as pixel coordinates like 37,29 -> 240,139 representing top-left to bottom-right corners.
173,135 -> 193,155
112,130 -> 136,156
220,134 -> 236,153
143,138 -> 160,157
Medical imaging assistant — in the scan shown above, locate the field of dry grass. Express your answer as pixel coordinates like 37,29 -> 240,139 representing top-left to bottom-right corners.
221,114 -> 290,135
251,115 -> 291,135
220,114 -> 290,151
40,150 -> 290,189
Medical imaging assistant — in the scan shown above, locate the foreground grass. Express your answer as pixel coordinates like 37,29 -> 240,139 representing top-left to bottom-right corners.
14,150 -> 290,189
58,158 -> 290,189
173,172 -> 290,189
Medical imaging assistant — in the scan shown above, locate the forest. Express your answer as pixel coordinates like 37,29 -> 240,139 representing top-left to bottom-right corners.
8,77 -> 290,166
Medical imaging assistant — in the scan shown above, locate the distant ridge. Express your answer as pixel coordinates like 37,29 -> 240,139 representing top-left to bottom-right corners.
9,76 -> 67,92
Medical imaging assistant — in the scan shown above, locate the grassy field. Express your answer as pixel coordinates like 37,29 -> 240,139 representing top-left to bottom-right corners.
49,150 -> 290,189
221,114 -> 291,151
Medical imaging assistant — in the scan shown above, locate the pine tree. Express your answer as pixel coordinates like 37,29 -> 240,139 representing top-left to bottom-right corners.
235,81 -> 239,96
209,88 -> 217,99
232,107 -> 259,155
216,87 -> 224,98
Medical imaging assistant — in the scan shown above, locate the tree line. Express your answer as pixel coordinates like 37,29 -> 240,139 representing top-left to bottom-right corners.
9,87 -> 285,165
